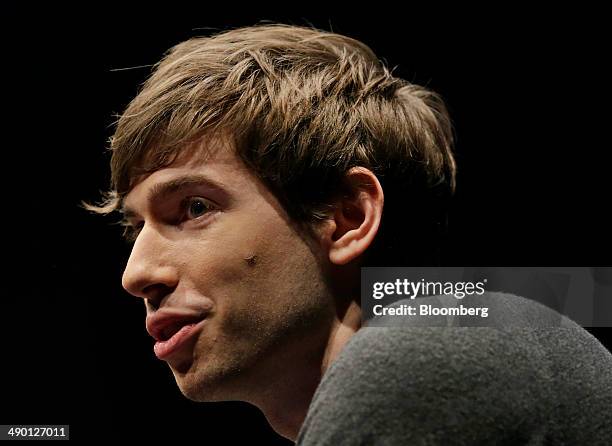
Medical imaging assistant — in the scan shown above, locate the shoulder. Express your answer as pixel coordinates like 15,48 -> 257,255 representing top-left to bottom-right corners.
297,298 -> 612,445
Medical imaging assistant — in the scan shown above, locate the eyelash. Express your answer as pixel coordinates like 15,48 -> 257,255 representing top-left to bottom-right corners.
179,196 -> 215,221
122,196 -> 216,243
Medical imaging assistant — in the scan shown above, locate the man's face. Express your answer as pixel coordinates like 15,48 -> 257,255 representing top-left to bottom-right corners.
121,137 -> 336,402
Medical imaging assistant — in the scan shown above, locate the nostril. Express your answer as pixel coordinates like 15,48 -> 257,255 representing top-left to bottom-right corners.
121,261 -> 179,302
142,283 -> 173,309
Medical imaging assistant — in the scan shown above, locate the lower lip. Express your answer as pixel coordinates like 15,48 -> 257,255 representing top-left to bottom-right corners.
153,319 -> 206,360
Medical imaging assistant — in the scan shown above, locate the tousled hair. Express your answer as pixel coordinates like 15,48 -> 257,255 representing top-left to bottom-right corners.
88,24 -> 456,265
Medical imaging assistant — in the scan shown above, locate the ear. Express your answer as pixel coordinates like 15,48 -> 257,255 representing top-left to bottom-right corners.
325,167 -> 384,266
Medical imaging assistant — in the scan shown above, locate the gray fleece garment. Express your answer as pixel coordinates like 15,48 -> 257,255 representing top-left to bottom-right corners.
297,293 -> 612,445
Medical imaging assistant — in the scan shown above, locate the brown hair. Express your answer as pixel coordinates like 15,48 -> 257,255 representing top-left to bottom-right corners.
89,24 -> 456,264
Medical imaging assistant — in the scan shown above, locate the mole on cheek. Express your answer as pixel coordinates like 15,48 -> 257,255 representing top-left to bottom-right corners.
244,255 -> 258,267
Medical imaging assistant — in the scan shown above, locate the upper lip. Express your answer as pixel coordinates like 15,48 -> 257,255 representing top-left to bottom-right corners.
146,310 -> 208,342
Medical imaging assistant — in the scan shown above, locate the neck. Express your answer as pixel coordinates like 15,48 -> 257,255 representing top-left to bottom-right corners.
255,299 -> 362,441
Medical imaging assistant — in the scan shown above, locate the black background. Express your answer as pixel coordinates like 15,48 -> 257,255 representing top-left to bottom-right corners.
3,6 -> 609,444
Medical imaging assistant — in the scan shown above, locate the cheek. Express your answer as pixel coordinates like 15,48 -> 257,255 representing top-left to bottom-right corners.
178,208 -> 331,330
226,235 -> 330,335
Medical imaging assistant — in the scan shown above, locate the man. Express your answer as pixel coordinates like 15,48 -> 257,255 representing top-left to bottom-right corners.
89,24 -> 611,444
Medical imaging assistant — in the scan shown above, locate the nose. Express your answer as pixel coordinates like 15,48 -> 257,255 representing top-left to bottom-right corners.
122,224 -> 179,306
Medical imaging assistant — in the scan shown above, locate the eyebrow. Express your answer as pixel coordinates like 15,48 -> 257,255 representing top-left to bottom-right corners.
121,174 -> 228,219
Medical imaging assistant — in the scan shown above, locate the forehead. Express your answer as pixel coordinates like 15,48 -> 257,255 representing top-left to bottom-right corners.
121,136 -> 256,214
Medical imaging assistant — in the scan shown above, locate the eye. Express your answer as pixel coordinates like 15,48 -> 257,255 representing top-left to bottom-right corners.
122,220 -> 144,242
183,197 -> 214,220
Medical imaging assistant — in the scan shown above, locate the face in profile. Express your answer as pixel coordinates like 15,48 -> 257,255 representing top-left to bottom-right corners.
120,136 -> 336,402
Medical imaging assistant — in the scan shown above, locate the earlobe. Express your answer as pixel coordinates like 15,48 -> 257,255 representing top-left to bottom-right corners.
328,167 -> 384,266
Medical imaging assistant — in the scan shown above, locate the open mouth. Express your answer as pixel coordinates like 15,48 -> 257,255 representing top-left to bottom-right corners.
152,317 -> 207,360
159,316 -> 204,341
146,311 -> 209,360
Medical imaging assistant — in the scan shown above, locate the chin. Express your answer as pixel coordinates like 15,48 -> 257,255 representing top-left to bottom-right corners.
176,379 -> 210,402
170,360 -> 246,403
171,370 -> 217,401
